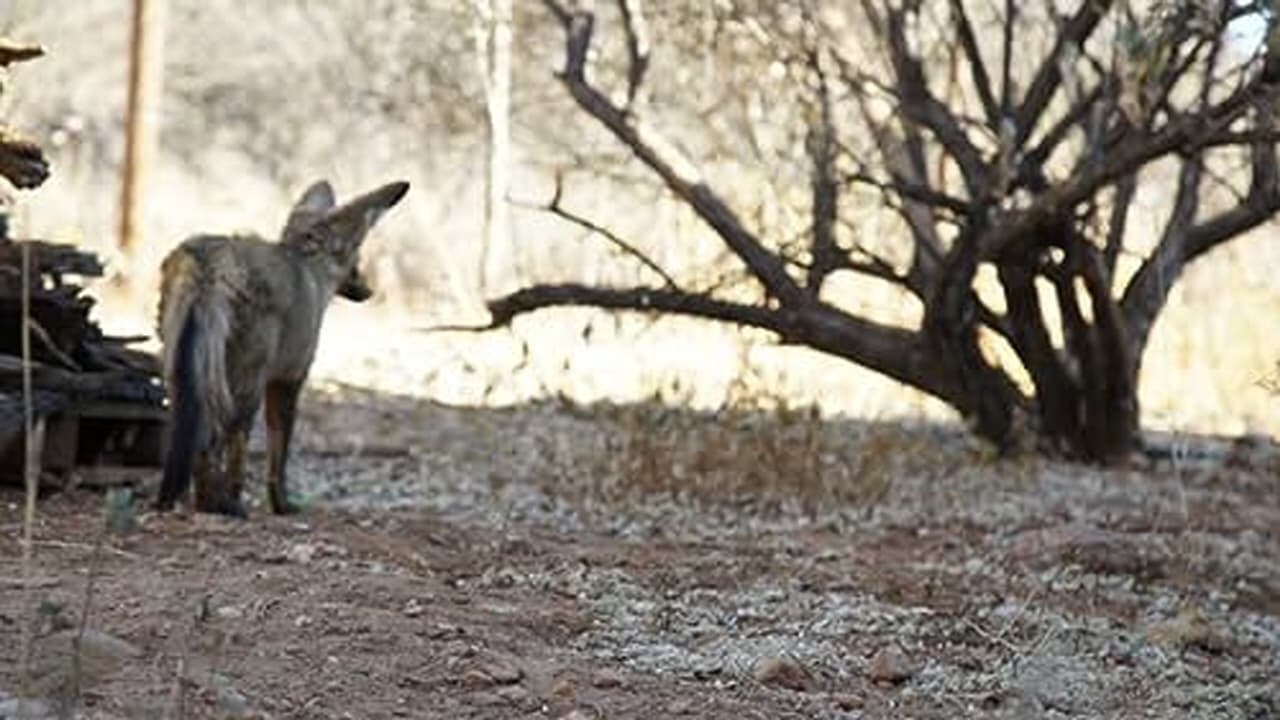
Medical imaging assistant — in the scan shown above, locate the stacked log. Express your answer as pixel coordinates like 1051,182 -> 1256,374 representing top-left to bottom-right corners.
0,237 -> 166,483
0,39 -> 49,190
0,38 -> 165,485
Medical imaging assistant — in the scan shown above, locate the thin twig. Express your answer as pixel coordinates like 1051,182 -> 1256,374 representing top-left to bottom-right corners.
70,531 -> 108,708
18,240 -> 39,697
509,174 -> 680,289
616,0 -> 650,107
33,539 -> 141,560
169,558 -> 221,719
0,575 -> 59,588
28,317 -> 83,371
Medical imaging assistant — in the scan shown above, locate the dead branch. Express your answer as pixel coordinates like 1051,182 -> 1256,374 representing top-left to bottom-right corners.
510,174 -> 679,289
843,168 -> 971,215
0,130 -> 49,189
539,0 -> 809,308
1014,0 -> 1114,147
616,0 -> 649,108
486,280 -> 950,399
879,5 -> 988,197
486,283 -> 785,331
805,44 -> 840,293
948,0 -> 999,129
985,77 -> 1275,260
1103,175 -> 1137,279
0,40 -> 43,67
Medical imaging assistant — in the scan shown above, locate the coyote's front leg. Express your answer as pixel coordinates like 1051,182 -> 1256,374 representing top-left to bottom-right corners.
220,428 -> 250,518
265,378 -> 305,515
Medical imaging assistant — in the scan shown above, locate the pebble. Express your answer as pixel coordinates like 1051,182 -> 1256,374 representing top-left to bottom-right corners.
752,654 -> 813,692
867,645 -> 914,685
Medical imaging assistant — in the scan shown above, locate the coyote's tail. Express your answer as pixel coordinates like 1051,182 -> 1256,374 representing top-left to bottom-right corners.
155,255 -> 233,510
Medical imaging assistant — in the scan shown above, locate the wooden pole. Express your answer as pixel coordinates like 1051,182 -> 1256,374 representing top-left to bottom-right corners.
118,0 -> 167,253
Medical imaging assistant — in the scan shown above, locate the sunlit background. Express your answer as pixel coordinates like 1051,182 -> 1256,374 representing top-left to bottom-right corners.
2,0 -> 1279,436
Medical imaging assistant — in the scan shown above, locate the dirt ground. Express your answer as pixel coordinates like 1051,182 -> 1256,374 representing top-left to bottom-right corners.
1,389 -> 1279,719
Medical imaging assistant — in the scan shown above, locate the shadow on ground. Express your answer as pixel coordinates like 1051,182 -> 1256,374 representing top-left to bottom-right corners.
1,386 -> 1278,719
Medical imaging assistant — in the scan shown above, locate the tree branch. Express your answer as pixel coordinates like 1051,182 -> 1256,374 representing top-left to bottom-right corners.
1015,0 -> 1115,147
1103,174 -> 1136,280
1122,190 -> 1280,354
616,0 -> 650,108
843,167 -> 971,215
985,77 -> 1274,260
879,4 -> 989,197
484,281 -> 950,399
539,0 -> 809,308
0,129 -> 49,190
1000,0 -> 1015,115
510,176 -> 680,289
1017,84 -> 1104,191
997,242 -> 1078,439
805,44 -> 840,294
486,283 -> 784,331
835,52 -> 945,285
0,40 -> 43,67
949,0 -> 1000,129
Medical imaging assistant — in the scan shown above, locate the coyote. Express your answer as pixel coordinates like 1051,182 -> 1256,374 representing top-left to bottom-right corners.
154,179 -> 409,517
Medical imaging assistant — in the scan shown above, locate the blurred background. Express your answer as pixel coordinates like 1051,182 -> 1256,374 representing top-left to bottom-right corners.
1,0 -> 1278,436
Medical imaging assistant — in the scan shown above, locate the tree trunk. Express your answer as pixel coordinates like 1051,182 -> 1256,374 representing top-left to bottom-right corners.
118,0 -> 168,252
989,221 -> 1140,462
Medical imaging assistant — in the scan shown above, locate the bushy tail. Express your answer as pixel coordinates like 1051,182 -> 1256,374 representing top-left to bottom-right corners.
155,257 -> 233,510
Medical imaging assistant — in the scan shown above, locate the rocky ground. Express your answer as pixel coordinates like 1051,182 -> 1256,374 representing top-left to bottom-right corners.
1,387 -> 1278,719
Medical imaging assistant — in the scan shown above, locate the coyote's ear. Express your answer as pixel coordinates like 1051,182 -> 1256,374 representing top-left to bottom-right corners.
320,181 -> 410,250
282,180 -> 337,239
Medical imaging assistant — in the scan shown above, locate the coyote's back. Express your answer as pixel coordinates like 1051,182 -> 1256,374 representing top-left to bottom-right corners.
156,180 -> 409,517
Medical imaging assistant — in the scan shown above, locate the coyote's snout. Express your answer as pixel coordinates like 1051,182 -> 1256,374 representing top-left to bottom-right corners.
155,179 -> 409,517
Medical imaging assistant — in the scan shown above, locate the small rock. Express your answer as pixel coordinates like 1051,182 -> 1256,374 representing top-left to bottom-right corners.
590,669 -> 625,689
26,628 -> 143,694
1015,654 -> 1095,715
286,542 -> 317,564
752,654 -> 813,692
551,676 -> 575,698
495,684 -> 529,705
214,604 -> 244,621
1011,525 -> 1167,579
459,657 -> 525,689
867,646 -> 914,685
833,693 -> 863,711
460,669 -> 496,690
105,488 -> 138,536
484,659 -> 524,685
667,699 -> 696,715
691,660 -> 723,681
402,598 -> 425,618
215,686 -> 250,718
1146,604 -> 1224,653
258,550 -> 288,564
424,622 -> 463,639
0,696 -> 55,720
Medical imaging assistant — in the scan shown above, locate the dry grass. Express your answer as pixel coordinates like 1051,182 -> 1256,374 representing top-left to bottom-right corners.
2,0 -> 1278,444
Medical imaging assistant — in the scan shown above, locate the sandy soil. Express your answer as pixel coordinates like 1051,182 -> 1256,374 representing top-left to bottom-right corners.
1,389 -> 1279,719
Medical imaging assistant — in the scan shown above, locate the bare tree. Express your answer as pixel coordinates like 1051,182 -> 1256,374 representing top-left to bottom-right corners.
484,0 -> 1280,462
